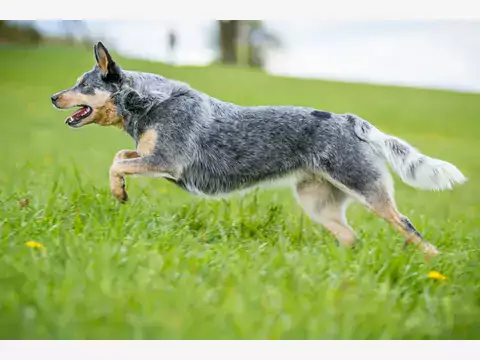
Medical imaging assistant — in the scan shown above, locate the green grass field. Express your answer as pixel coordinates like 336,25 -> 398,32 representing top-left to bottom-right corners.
1,44 -> 479,339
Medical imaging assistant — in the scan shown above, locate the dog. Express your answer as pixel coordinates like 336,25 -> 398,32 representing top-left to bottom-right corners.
51,42 -> 467,259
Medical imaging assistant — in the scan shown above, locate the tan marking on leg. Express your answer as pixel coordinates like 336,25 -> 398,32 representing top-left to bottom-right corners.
368,194 -> 439,260
295,178 -> 356,247
110,171 -> 128,203
111,161 -> 159,176
113,149 -> 140,162
136,129 -> 158,157
110,161 -> 151,203
109,158 -> 174,203
110,150 -> 140,202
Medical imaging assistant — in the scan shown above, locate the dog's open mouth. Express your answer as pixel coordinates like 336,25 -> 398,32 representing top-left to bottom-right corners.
65,105 -> 92,127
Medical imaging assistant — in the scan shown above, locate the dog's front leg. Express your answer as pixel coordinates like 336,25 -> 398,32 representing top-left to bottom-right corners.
113,149 -> 140,162
110,149 -> 140,203
109,156 -> 174,203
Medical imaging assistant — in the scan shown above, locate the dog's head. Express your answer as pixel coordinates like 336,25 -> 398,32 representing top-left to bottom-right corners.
51,42 -> 126,128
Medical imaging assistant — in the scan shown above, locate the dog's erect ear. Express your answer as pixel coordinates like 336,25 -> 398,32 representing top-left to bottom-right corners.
94,42 -> 121,82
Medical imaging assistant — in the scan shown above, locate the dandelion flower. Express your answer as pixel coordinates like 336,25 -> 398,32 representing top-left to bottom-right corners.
26,241 -> 45,250
427,271 -> 446,281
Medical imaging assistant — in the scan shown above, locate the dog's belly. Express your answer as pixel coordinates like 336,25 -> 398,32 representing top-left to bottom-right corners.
173,169 -> 302,198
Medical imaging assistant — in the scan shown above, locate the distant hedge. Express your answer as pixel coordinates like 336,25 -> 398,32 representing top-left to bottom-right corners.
0,21 -> 42,45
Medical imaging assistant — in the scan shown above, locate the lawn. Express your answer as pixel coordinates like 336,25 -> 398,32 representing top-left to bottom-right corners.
0,44 -> 479,339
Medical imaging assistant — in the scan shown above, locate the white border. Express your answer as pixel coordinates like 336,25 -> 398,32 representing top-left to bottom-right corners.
0,340 -> 480,359
2,0 -> 480,348
3,0 -> 480,20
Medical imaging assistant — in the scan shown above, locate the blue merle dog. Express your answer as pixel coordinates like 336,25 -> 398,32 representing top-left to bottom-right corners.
51,42 -> 467,259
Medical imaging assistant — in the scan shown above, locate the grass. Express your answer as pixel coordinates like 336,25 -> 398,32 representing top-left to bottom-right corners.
0,44 -> 479,340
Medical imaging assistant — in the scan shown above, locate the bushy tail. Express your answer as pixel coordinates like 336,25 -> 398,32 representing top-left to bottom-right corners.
349,114 -> 467,191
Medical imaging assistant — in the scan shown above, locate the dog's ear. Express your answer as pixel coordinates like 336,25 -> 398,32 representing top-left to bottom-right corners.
94,42 -> 121,82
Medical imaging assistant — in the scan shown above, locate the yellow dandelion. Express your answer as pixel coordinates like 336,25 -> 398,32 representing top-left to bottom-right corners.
26,241 -> 45,250
427,271 -> 447,281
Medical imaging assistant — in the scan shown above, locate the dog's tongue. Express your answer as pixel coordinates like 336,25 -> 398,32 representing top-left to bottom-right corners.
72,106 -> 89,119
65,106 -> 89,124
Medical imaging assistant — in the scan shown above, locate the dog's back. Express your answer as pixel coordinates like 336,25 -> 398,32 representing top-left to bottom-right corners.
116,84 -> 382,197
182,100 -> 381,196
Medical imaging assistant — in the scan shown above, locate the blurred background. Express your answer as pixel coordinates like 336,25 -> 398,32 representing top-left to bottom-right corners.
2,19 -> 480,93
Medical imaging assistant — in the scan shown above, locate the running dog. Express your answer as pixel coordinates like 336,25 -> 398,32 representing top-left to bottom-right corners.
51,42 -> 467,259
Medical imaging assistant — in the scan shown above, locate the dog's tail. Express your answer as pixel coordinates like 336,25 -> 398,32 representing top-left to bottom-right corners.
348,114 -> 467,191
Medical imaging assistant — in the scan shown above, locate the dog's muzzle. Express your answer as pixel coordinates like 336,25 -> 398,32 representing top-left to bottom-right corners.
51,93 -> 61,108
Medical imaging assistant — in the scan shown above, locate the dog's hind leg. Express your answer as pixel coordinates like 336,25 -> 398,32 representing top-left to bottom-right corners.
294,175 -> 356,247
358,172 -> 439,260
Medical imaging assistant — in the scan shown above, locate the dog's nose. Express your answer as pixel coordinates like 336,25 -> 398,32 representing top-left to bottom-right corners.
51,94 -> 59,103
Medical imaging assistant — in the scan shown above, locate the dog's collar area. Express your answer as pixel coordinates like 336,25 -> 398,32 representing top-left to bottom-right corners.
123,75 -> 134,89
111,76 -> 135,102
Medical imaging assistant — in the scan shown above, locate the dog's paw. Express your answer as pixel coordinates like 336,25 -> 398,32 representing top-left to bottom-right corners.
117,190 -> 129,204
110,173 -> 129,204
111,186 -> 128,204
423,243 -> 440,262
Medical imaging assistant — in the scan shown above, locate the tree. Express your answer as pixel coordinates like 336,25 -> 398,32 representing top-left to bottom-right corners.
218,20 -> 239,64
216,20 -> 282,69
